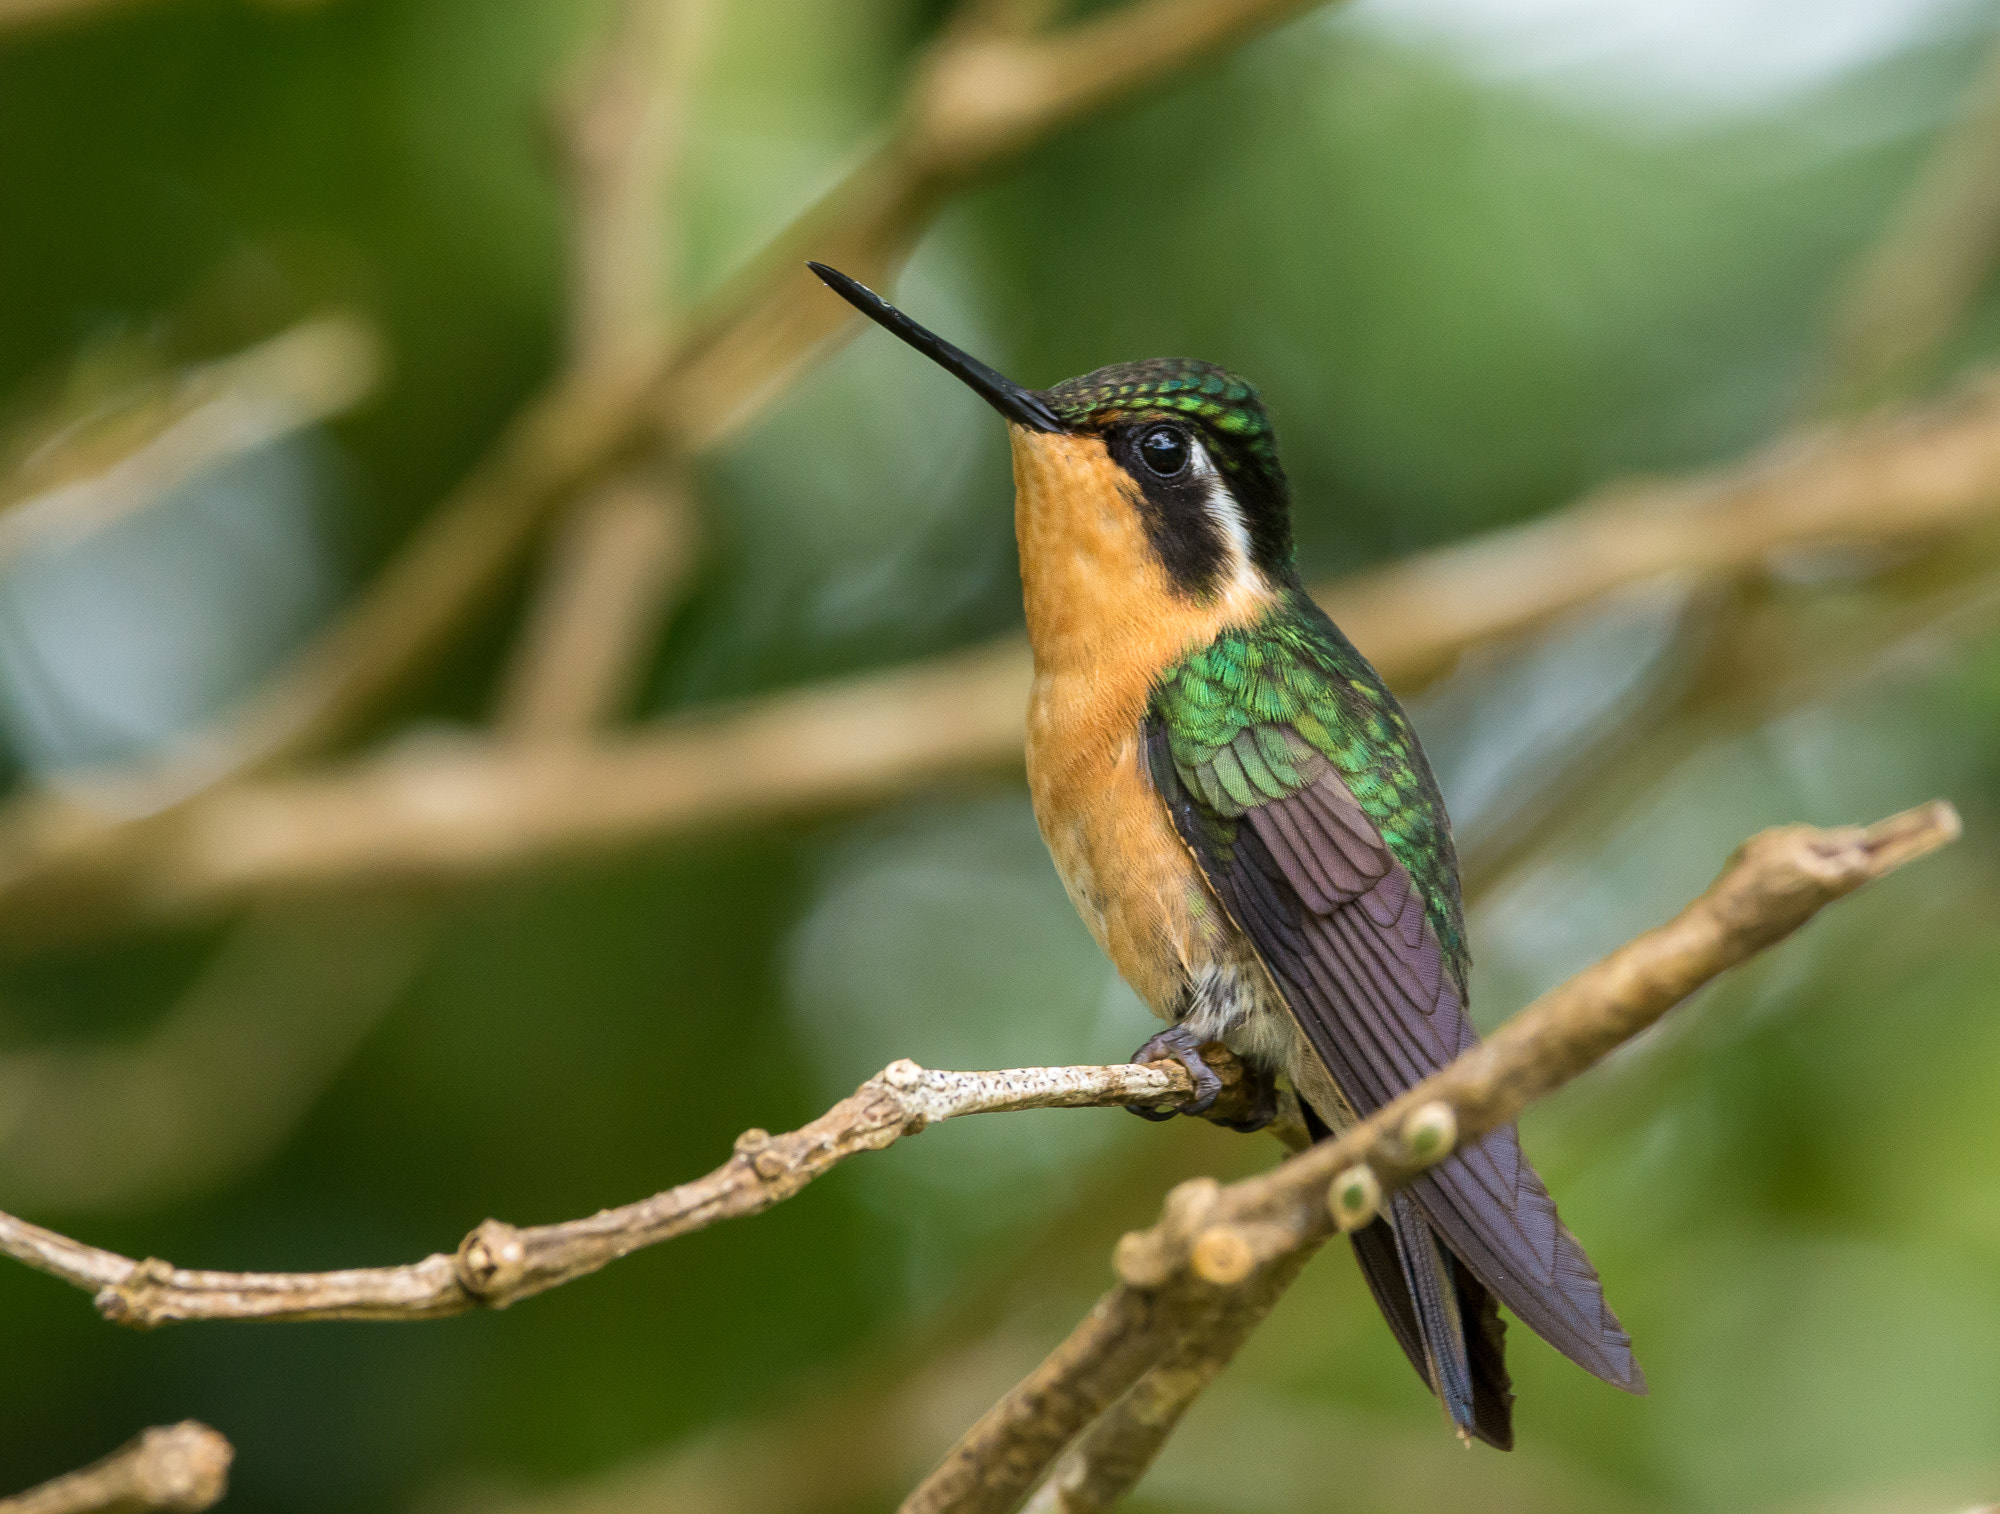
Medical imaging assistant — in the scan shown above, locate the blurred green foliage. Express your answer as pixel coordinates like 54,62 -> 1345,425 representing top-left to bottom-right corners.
1,2 -> 1998,1511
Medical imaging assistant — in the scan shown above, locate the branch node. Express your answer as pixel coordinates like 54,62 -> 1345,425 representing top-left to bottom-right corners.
871,1059 -> 944,1135
1327,1164 -> 1382,1233
131,1422 -> 234,1513
1400,1102 -> 1457,1166
731,1127 -> 795,1180
455,1219 -> 527,1301
95,1257 -> 174,1330
879,1058 -> 927,1090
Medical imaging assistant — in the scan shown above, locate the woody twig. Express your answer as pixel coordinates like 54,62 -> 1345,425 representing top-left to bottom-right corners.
0,1058 -> 1212,1326
0,1424 -> 232,1514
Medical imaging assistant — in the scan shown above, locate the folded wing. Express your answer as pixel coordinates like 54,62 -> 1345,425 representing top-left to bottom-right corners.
1146,719 -> 1643,1392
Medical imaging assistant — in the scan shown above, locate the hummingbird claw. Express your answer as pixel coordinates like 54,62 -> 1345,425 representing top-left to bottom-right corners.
1126,1025 -> 1224,1119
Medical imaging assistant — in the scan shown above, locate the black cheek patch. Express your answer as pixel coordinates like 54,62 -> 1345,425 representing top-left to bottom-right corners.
1113,430 -> 1231,599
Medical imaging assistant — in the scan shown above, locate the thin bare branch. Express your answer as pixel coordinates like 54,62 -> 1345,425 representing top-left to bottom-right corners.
0,1423 -> 232,1514
902,801 -> 1961,1514
0,1058 -> 1205,1327
428,1117 -> 1239,1514
493,0 -> 711,741
559,0 -> 711,375
0,314 -> 380,571
1815,32 -> 2000,414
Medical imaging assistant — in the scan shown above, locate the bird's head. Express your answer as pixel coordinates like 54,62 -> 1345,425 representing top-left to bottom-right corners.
810,263 -> 1295,608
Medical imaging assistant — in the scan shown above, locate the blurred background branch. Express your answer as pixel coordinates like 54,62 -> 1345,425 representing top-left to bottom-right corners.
490,469 -> 697,740
557,0 -> 710,378
0,315 -> 379,578
31,0 -> 1356,812
1462,527 -> 2000,898
1814,30 -> 2000,416
2,370 -> 1998,948
491,0 -> 712,743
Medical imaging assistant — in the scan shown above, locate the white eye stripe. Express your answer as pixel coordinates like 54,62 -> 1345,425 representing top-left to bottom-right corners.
1188,437 -> 1255,567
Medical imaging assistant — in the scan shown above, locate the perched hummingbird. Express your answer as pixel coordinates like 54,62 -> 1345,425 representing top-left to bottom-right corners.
809,262 -> 1643,1447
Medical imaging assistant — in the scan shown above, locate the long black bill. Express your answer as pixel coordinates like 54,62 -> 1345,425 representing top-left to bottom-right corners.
808,262 -> 1066,433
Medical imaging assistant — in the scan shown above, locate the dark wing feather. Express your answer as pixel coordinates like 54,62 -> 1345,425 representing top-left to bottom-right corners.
1147,720 -> 1644,1393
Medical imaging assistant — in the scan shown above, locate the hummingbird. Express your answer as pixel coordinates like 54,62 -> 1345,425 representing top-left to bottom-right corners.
808,262 -> 1643,1447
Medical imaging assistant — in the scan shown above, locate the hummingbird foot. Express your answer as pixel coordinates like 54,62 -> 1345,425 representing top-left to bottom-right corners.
1126,1025 -> 1225,1120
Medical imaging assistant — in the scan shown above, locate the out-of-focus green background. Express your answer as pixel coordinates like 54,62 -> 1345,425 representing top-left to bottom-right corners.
2,1 -> 1999,1511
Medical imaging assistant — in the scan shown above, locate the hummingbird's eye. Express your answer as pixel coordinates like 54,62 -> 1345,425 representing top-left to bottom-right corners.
1137,425 -> 1190,477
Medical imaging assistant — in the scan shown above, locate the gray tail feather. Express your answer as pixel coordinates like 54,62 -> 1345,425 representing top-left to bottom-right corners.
1349,1204 -> 1513,1448
1388,1192 -> 1476,1438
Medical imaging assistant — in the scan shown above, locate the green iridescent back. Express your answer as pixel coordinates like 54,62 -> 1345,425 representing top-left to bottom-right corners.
1150,588 -> 1468,986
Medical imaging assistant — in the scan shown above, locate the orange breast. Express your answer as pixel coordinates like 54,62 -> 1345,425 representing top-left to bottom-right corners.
1008,429 -> 1276,1016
